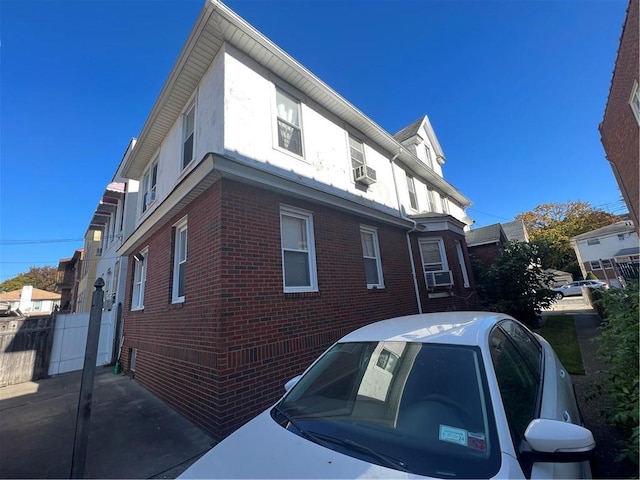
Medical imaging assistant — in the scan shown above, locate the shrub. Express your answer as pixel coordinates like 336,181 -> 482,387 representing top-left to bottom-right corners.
595,280 -> 639,464
472,241 -> 557,328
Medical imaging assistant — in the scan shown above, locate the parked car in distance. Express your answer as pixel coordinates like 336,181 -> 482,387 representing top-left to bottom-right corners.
552,280 -> 609,298
179,312 -> 594,479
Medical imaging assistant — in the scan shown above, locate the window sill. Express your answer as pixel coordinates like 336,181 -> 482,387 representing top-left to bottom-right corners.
131,306 -> 144,312
367,285 -> 386,291
273,145 -> 307,163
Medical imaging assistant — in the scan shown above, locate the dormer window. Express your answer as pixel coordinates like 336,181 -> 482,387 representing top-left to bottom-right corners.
424,145 -> 433,169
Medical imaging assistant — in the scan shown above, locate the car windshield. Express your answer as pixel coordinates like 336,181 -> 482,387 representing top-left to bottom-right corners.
272,342 -> 501,479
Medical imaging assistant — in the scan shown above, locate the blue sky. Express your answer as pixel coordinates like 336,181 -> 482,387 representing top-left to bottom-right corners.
0,0 -> 629,282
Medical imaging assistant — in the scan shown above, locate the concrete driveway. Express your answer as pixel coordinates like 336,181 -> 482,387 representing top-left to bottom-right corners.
0,367 -> 215,479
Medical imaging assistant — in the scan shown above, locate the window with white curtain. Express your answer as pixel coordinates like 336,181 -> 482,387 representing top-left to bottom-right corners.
360,226 -> 384,288
280,206 -> 317,292
276,89 -> 303,156
172,218 -> 188,303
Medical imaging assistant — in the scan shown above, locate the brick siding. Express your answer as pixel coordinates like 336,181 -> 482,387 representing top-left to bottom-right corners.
122,178 -> 478,438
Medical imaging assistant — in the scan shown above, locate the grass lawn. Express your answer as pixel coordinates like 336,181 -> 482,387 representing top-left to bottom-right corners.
539,315 -> 585,375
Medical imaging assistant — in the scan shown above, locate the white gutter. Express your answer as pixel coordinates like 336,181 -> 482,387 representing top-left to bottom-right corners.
390,149 -> 422,314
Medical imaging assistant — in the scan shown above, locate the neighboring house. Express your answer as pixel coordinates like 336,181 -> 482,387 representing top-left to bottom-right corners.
570,220 -> 639,287
112,1 -> 478,439
0,286 -> 61,315
600,0 -> 639,231
57,249 -> 83,313
501,219 -> 530,243
465,223 -> 509,268
76,229 -> 102,313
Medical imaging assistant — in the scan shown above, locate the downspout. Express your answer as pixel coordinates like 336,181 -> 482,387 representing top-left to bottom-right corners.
390,149 -> 423,314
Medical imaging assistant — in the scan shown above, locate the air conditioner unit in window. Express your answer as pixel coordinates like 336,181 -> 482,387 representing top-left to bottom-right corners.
354,165 -> 377,185
425,270 -> 453,287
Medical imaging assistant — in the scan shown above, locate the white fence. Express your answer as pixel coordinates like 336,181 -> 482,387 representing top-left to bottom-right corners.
48,310 -> 116,376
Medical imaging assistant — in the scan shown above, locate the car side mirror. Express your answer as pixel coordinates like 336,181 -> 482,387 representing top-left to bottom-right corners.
522,419 -> 595,463
284,375 -> 301,392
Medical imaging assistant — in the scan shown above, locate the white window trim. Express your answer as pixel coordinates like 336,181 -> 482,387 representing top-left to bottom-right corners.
273,87 -> 305,160
141,160 -> 158,215
589,260 -> 602,270
360,225 -> 384,289
406,173 -> 419,211
280,205 -> 318,293
455,240 -> 470,288
630,79 -> 640,126
182,102 -> 196,170
419,238 -> 450,272
131,247 -> 148,311
172,217 -> 188,303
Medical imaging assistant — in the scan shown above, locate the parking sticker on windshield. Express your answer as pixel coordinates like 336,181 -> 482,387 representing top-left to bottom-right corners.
468,432 -> 486,452
439,425 -> 467,446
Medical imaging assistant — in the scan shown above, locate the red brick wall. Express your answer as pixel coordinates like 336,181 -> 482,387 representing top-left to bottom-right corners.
468,243 -> 503,269
122,179 -> 437,438
600,0 -> 639,229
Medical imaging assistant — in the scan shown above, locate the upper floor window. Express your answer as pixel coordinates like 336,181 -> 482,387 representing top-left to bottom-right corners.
349,135 -> 376,185
440,194 -> 450,214
406,174 -> 418,210
424,145 -> 433,169
132,249 -> 147,310
142,162 -> 157,213
182,104 -> 195,169
280,206 -> 317,292
426,188 -> 436,212
618,234 -> 626,241
360,226 -> 384,288
586,238 -> 600,246
630,80 -> 640,126
172,218 -> 188,303
276,89 -> 303,157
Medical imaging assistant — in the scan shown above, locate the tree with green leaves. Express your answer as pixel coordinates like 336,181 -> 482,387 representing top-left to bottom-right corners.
472,241 -> 556,328
515,201 -> 619,278
0,266 -> 59,293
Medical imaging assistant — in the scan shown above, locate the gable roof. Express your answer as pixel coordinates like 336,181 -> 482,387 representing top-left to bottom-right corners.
0,288 -> 61,301
501,219 -> 529,242
571,221 -> 636,241
393,115 -> 446,165
465,223 -> 507,247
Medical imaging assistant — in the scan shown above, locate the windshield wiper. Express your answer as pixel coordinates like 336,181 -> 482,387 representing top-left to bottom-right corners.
311,432 -> 409,472
273,405 -> 328,446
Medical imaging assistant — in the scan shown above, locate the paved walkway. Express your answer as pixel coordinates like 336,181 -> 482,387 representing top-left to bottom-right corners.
542,300 -> 638,479
0,367 -> 215,479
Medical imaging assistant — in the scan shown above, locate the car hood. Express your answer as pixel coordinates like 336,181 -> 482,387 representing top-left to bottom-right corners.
179,409 -> 517,479
178,409 -> 411,479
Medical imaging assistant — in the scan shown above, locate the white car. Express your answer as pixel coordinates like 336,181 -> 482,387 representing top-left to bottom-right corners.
179,312 -> 594,479
552,280 -> 609,298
